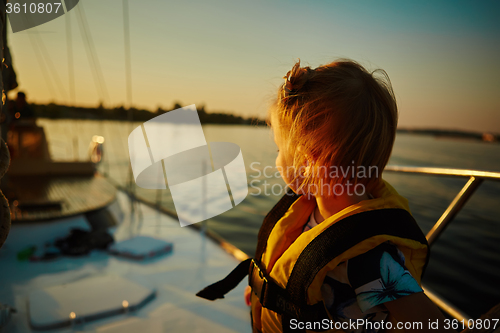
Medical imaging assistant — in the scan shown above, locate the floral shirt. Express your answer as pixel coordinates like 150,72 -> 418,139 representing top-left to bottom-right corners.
303,211 -> 423,333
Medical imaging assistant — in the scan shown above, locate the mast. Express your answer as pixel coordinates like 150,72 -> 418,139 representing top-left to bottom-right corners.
123,0 -> 135,196
122,0 -> 138,223
123,0 -> 132,114
66,9 -> 75,104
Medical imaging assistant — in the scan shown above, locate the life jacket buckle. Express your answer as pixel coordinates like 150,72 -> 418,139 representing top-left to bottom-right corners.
249,260 -> 301,318
249,259 -> 268,302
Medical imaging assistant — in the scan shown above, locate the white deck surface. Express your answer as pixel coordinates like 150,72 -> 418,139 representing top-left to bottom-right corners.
0,191 -> 251,333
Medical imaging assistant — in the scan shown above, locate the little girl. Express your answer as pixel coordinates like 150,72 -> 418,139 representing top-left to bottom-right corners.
198,59 -> 451,333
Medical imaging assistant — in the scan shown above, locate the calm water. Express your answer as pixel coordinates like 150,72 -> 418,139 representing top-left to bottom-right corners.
38,119 -> 500,318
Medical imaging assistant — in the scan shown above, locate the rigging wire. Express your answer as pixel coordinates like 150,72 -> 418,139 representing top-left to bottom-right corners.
26,31 -> 57,99
75,7 -> 101,102
32,28 -> 68,100
78,2 -> 109,104
75,1 -> 109,105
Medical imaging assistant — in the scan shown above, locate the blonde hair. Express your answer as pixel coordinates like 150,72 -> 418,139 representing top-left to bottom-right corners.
271,59 -> 398,195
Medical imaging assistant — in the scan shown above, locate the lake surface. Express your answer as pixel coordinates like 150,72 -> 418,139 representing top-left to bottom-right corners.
38,119 -> 500,318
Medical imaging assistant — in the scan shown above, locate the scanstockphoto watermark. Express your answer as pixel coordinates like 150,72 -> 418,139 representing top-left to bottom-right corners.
289,318 -> 424,331
249,162 -> 379,197
289,318 -> 500,331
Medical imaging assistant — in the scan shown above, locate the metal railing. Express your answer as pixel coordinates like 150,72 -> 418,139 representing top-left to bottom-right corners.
385,165 -> 500,320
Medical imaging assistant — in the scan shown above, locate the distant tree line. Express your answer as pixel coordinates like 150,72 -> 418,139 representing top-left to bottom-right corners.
23,102 -> 499,142
29,102 -> 267,126
397,128 -> 499,143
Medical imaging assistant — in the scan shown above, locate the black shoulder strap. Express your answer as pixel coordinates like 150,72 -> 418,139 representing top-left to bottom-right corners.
282,208 -> 429,332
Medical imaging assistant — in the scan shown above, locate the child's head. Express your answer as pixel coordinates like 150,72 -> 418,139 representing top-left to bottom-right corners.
270,59 -> 398,197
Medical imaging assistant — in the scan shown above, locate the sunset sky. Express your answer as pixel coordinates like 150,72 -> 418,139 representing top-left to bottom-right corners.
6,0 -> 500,133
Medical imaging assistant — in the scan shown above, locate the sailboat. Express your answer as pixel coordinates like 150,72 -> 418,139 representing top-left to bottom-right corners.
0,0 -> 114,223
0,2 -> 251,331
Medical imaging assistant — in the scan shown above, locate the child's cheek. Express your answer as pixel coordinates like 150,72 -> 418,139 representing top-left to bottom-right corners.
276,154 -> 288,183
276,164 -> 285,182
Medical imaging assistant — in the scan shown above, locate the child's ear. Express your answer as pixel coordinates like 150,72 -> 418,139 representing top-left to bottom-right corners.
296,146 -> 316,178
296,145 -> 307,162
297,145 -> 315,165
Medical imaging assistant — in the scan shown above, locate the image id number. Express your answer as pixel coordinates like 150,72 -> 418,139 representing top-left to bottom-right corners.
6,2 -> 62,14
443,319 -> 499,330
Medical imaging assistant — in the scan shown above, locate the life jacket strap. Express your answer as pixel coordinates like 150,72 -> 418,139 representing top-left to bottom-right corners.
196,258 -> 253,300
196,255 -> 330,323
285,208 -> 429,310
195,257 -> 299,316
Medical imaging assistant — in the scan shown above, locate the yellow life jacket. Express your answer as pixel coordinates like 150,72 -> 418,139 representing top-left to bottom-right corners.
197,180 -> 429,333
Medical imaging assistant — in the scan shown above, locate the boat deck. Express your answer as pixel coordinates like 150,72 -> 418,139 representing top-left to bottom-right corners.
0,191 -> 251,332
2,174 -> 116,222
